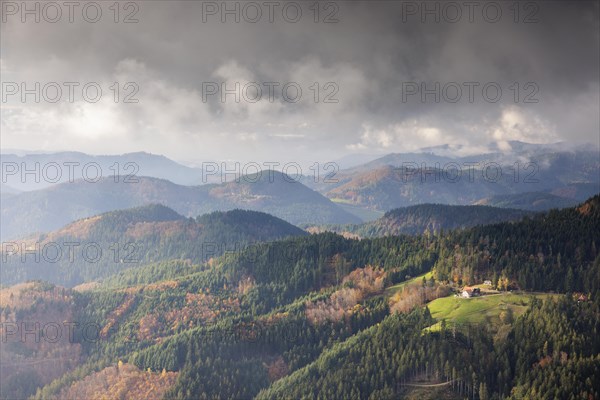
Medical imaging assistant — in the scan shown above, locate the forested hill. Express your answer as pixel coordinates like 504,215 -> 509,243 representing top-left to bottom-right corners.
5,196 -> 599,400
256,297 -> 600,400
135,196 -> 600,399
89,203 -> 187,227
430,194 -> 600,294
314,203 -> 533,237
195,209 -> 307,240
0,205 -> 307,287
474,191 -> 581,211
378,204 -> 532,235
222,195 -> 600,297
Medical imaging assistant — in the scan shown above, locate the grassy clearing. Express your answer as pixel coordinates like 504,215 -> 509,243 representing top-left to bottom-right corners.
425,292 -> 559,332
384,272 -> 433,298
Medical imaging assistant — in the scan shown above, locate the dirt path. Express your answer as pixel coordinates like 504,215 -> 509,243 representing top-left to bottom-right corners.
402,380 -> 454,388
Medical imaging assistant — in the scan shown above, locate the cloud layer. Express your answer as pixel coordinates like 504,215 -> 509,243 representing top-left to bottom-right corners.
1,1 -> 598,164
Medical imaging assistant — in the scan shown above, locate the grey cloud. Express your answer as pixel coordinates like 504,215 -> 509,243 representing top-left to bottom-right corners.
1,0 -> 598,163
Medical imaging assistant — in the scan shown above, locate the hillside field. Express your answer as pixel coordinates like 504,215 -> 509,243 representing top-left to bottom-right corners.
425,292 -> 559,331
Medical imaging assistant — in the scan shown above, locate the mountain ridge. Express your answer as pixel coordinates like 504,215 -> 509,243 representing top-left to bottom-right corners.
0,171 -> 360,240
309,203 -> 534,237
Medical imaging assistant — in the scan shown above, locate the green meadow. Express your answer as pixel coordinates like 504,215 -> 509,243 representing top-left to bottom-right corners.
425,292 -> 559,332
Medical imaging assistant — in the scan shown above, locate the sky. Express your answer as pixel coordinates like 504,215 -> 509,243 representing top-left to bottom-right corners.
1,0 -> 599,165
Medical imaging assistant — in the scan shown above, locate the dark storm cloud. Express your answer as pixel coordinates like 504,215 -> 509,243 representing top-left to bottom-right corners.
1,0 -> 598,163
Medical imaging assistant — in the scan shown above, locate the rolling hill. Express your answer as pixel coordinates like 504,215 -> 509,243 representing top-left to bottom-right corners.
311,204 -> 533,237
0,171 -> 359,240
474,191 -> 580,211
0,204 -> 307,286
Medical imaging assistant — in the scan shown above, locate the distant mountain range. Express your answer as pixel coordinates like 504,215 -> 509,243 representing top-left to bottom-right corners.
0,151 -> 203,191
2,143 -> 598,238
311,146 -> 599,213
0,171 -> 359,239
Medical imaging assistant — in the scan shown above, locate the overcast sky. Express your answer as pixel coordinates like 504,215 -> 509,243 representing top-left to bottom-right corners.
1,0 -> 598,165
